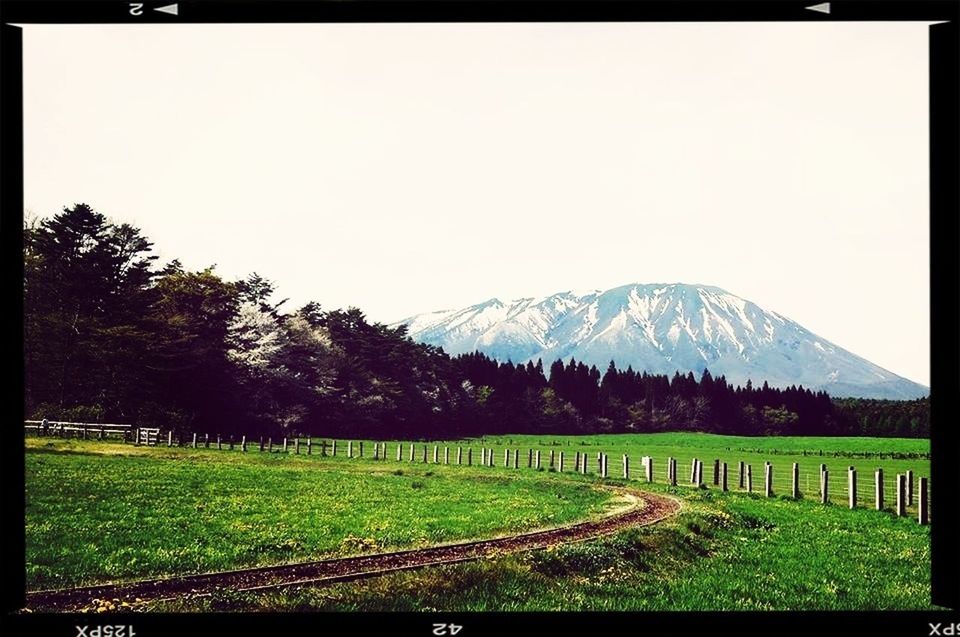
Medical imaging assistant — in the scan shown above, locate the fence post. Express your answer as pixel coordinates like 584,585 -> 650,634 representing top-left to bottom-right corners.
445,447 -> 450,465
217,435 -> 222,451
721,462 -> 728,492
792,463 -> 800,499
307,438 -> 312,455
747,464 -> 753,493
331,440 -> 337,457
535,450 -> 541,470
457,446 -> 462,465
192,433 -> 197,449
422,445 -> 428,463
167,431 -> 172,447
558,451 -> 565,473
467,448 -> 472,466
241,435 -> 247,452
582,453 -> 588,475
409,443 -> 415,462
820,469 -> 829,504
713,459 -> 720,485
765,463 -> 773,497
906,470 -> 914,506
848,467 -> 856,509
875,469 -> 884,510
480,447 -> 486,466
267,437 -> 272,452
647,457 -> 654,483
294,438 -> 299,455
348,441 -> 353,458
896,474 -> 906,516
819,463 -> 826,497
575,452 -> 581,473
281,437 -> 287,453
549,449 -> 555,469
513,449 -> 519,469
397,444 -> 403,462
918,477 -> 928,524
738,461 -> 745,489
690,458 -> 697,485
527,449 -> 533,468
623,455 -> 630,480
433,445 -> 439,464
228,436 -> 234,451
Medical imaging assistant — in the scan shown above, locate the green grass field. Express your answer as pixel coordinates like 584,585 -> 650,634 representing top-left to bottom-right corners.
392,432 -> 930,513
24,432 -> 934,610
166,489 -> 932,611
25,439 -> 613,590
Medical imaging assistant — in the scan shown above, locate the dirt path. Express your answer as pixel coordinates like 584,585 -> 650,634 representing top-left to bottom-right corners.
24,486 -> 681,611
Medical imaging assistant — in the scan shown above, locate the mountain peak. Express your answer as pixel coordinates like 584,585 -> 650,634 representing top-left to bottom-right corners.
393,282 -> 928,400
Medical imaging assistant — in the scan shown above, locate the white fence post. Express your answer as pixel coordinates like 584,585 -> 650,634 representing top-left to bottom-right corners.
896,474 -> 906,516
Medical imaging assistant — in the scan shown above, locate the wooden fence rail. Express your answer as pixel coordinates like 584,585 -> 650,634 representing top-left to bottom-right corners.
28,421 -> 931,524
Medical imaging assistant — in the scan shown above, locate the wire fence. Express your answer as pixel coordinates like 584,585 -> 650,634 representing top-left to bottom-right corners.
25,421 -> 931,525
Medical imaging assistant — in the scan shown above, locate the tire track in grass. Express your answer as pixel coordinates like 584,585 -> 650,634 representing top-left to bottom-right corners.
24,485 -> 681,611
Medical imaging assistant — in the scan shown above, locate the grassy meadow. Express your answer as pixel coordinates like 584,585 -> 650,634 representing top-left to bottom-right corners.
420,432 -> 930,513
25,439 -> 613,590
23,432 -> 934,610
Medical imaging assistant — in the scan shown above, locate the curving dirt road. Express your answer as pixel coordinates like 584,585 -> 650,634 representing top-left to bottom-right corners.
24,486 -> 681,611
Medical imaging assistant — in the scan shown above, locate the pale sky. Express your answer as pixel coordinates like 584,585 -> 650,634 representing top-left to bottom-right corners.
22,22 -> 930,385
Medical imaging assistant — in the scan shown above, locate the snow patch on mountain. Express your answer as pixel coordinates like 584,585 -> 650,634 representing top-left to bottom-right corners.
392,283 -> 929,400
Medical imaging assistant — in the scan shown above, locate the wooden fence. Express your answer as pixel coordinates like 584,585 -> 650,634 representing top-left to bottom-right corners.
25,419 -> 133,441
25,421 -> 931,525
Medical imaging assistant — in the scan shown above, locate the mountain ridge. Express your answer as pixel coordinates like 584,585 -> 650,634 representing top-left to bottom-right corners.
393,282 -> 928,400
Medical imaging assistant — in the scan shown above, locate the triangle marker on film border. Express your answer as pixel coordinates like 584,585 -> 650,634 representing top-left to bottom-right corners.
806,2 -> 830,14
155,3 -> 178,15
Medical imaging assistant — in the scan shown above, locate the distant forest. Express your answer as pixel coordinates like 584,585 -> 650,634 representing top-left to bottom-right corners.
23,204 -> 930,439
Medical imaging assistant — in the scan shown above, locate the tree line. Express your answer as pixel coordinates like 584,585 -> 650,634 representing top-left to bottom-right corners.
23,204 -> 929,439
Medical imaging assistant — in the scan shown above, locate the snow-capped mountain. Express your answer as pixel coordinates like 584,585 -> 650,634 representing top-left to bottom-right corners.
393,283 -> 928,400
